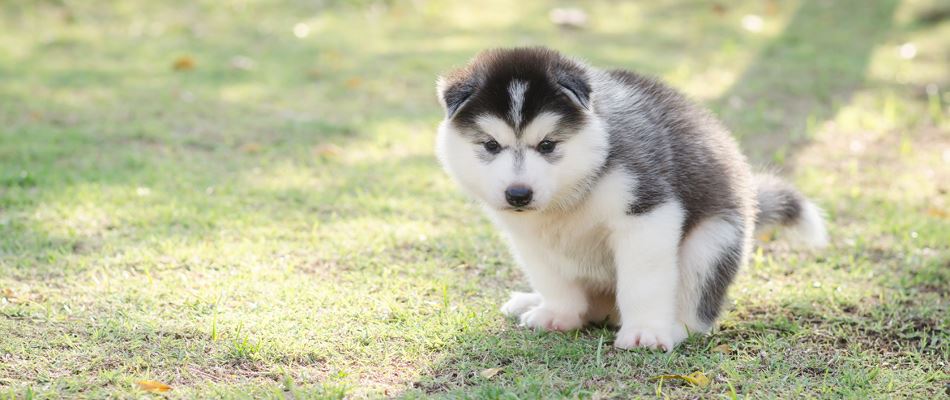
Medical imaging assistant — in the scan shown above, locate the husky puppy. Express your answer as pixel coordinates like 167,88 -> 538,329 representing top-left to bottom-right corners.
435,47 -> 828,351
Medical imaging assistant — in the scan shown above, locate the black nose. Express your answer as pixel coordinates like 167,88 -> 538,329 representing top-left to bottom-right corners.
505,185 -> 533,207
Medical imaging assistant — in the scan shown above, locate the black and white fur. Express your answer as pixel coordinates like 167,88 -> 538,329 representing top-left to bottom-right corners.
435,48 -> 827,351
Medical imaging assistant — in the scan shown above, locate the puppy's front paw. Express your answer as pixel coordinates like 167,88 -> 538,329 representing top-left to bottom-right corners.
614,326 -> 675,352
519,306 -> 583,332
500,291 -> 542,317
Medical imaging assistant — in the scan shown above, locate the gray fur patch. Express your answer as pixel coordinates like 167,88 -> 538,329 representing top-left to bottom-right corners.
540,151 -> 564,164
595,70 -> 753,233
754,174 -> 805,229
512,148 -> 525,172
477,150 -> 497,163
697,235 -> 744,324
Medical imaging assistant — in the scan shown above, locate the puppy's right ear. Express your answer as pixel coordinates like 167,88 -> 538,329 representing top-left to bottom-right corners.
436,76 -> 477,119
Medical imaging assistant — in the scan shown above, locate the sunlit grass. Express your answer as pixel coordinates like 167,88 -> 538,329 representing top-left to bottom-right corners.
1,0 -> 948,398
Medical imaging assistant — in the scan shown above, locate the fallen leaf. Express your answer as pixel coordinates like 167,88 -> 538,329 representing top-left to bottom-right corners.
172,56 -> 195,71
711,344 -> 731,354
649,371 -> 710,387
314,144 -> 341,157
711,3 -> 727,16
479,367 -> 503,379
686,371 -> 711,386
926,207 -> 948,219
137,380 -> 172,392
345,77 -> 362,88
240,142 -> 262,154
2,288 -> 15,300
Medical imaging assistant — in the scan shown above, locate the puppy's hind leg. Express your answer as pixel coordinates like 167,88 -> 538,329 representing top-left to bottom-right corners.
678,214 -> 750,330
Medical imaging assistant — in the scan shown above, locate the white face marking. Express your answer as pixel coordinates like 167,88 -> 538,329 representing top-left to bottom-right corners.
521,112 -> 561,144
474,114 -> 515,146
508,80 -> 529,128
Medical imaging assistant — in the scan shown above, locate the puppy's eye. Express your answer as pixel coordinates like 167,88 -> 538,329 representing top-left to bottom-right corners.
537,140 -> 557,154
483,139 -> 501,154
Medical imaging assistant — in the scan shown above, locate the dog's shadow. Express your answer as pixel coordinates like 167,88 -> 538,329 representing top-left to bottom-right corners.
408,316 -> 759,397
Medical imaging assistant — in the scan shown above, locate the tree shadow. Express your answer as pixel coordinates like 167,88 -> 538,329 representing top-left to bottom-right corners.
712,0 -> 900,165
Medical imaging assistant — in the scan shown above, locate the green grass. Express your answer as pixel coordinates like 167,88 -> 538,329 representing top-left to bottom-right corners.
1,0 -> 948,398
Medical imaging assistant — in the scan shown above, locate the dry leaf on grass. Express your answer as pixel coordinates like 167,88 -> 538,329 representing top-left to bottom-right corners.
306,68 -> 322,80
137,380 -> 172,392
240,142 -> 262,154
649,371 -> 710,387
926,207 -> 948,219
479,367 -> 503,379
1,288 -> 28,304
314,144 -> 341,157
172,56 -> 196,71
711,3 -> 727,16
712,344 -> 731,354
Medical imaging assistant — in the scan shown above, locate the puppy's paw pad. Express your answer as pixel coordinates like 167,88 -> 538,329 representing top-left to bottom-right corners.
500,292 -> 542,317
614,327 -> 675,352
519,306 -> 583,332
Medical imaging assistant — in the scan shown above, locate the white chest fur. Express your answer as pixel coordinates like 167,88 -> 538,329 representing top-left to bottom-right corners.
488,169 -> 636,292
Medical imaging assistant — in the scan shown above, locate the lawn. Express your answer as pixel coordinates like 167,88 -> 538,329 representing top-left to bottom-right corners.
1,0 -> 948,398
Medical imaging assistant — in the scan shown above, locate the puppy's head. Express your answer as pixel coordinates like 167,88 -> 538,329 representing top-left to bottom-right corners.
435,47 -> 608,213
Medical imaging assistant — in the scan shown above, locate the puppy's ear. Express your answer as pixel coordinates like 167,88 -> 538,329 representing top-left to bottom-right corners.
436,76 -> 477,119
554,69 -> 592,110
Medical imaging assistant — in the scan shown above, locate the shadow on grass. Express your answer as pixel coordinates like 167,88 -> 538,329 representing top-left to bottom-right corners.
0,149 -> 446,276
713,0 -> 899,164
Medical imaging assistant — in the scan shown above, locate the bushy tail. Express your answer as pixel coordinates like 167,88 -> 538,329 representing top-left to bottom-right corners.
754,174 -> 829,248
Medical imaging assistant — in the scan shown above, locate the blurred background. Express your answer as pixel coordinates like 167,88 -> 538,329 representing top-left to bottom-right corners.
1,0 -> 948,398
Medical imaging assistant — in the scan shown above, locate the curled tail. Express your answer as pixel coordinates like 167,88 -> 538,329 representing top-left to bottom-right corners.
754,174 -> 829,248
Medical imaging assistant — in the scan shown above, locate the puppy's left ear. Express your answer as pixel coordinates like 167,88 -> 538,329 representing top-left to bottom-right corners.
436,76 -> 477,119
554,68 -> 592,110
